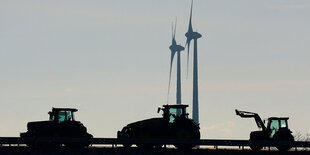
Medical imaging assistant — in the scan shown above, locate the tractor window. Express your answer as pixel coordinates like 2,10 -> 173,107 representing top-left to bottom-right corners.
269,120 -> 280,138
58,110 -> 66,123
280,120 -> 287,128
57,110 -> 74,122
169,108 -> 177,123
169,108 -> 183,123
66,111 -> 74,121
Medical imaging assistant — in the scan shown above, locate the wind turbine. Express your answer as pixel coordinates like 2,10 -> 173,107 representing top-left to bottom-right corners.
185,0 -> 202,124
168,20 -> 185,105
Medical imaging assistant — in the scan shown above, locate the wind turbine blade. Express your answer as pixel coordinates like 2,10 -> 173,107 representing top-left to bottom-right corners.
171,22 -> 177,45
174,17 -> 177,39
168,50 -> 176,98
188,0 -> 193,33
185,0 -> 194,79
171,22 -> 174,40
186,38 -> 191,79
168,22 -> 175,104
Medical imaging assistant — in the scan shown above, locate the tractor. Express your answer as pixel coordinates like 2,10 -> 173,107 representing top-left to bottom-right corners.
235,109 -> 294,151
117,104 -> 200,149
20,108 -> 93,148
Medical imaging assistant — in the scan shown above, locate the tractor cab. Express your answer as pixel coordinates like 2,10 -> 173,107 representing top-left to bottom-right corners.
158,104 -> 189,123
266,117 -> 289,138
236,109 -> 294,151
48,108 -> 78,123
21,107 -> 93,148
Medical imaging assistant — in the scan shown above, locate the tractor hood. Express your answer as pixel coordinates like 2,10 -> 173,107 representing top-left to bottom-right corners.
125,117 -> 163,128
26,120 -> 53,131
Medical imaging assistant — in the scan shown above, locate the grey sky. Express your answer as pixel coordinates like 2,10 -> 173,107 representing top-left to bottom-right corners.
0,0 -> 309,139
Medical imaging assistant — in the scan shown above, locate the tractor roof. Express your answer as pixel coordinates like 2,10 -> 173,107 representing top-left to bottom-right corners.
163,104 -> 188,108
268,117 -> 289,120
52,107 -> 78,112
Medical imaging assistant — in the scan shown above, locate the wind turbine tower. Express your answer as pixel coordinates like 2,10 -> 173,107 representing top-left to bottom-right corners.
185,0 -> 202,124
168,21 -> 185,105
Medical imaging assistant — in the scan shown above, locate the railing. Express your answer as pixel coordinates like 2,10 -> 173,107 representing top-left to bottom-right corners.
0,137 -> 310,151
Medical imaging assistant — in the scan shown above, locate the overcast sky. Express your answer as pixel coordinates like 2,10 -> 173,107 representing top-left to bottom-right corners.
1,0 -> 310,139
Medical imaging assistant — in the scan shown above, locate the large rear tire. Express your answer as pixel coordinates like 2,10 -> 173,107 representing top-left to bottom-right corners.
273,131 -> 294,151
173,123 -> 200,149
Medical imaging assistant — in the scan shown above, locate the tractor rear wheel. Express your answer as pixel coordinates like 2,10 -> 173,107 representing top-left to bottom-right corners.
273,131 -> 294,151
173,127 -> 199,149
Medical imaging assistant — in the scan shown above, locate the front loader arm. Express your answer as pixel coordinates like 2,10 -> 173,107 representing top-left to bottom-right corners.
235,109 -> 266,130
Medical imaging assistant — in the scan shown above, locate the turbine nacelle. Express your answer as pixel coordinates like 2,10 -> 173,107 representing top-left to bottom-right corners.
169,44 -> 185,52
176,45 -> 185,51
185,31 -> 202,40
